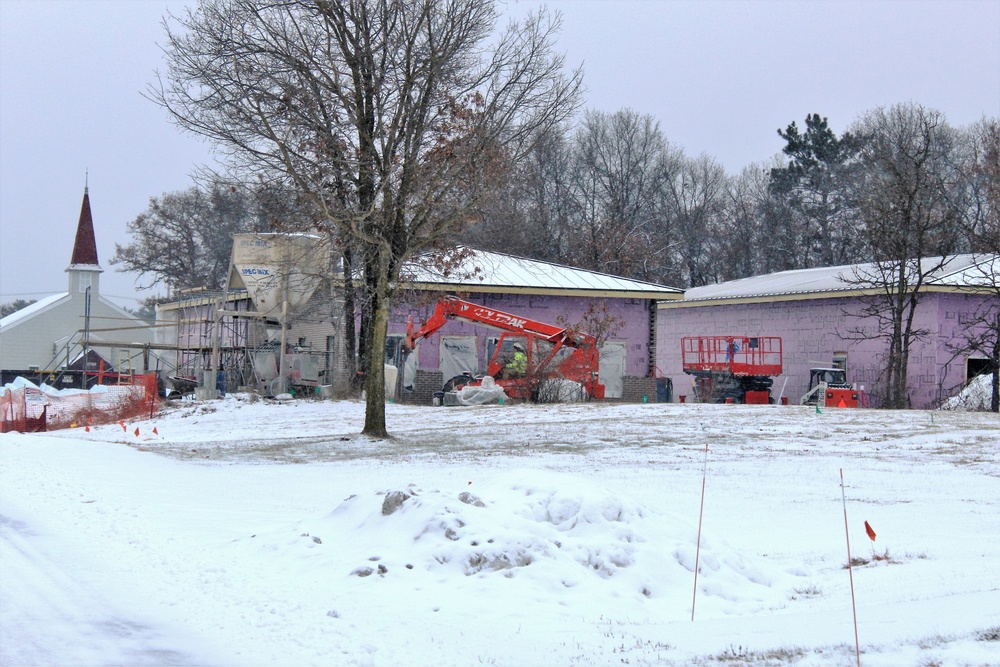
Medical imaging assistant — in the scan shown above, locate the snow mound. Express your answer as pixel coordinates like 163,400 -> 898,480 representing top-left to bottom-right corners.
2,376 -> 109,397
232,470 -> 789,611
941,373 -> 995,411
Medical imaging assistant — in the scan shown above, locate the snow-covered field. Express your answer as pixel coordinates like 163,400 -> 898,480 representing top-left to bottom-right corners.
1,396 -> 998,666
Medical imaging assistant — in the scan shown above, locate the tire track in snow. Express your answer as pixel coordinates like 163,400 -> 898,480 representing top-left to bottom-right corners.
0,512 -> 224,666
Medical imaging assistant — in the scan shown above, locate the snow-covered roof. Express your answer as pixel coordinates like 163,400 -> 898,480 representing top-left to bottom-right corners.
1,292 -> 148,338
670,254 -> 998,305
403,247 -> 682,298
934,254 -> 999,287
0,293 -> 70,330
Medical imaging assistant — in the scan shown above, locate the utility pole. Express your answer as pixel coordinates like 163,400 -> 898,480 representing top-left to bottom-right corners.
83,286 -> 91,388
207,296 -> 223,397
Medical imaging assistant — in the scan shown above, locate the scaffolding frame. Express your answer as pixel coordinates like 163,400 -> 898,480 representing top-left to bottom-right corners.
166,289 -> 334,396
168,290 -> 269,393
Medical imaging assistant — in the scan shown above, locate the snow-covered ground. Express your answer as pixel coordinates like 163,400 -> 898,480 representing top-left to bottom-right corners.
1,396 -> 998,666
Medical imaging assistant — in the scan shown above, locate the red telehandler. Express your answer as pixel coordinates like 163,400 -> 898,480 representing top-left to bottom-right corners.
405,296 -> 606,400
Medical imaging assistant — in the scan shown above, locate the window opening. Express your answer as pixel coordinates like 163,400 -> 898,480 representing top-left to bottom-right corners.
832,353 -> 848,371
385,335 -> 405,367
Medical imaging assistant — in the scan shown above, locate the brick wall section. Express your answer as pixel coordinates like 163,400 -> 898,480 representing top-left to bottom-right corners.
647,301 -> 658,375
398,369 -> 443,405
619,376 -> 657,403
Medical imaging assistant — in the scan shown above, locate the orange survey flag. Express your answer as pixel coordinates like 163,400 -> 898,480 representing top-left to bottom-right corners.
864,520 -> 876,542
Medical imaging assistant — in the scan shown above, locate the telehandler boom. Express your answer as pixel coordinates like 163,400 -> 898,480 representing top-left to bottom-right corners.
405,296 -> 605,400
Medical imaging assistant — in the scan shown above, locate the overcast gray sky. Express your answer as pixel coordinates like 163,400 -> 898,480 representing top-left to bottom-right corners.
2,0 -> 998,309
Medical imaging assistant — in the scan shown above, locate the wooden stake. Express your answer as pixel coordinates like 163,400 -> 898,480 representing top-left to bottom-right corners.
691,442 -> 709,621
840,468 -> 862,667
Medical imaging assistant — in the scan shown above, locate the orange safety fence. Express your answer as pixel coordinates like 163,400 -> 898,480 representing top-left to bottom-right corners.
1,373 -> 158,433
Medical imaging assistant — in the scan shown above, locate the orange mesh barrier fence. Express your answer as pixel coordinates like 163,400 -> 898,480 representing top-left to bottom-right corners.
1,373 -> 158,433
0,388 -> 47,433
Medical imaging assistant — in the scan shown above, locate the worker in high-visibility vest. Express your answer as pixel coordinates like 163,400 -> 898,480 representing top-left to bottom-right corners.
505,342 -> 527,377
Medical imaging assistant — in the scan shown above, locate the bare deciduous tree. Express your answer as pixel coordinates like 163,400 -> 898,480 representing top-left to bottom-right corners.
111,182 -> 276,295
567,109 -> 676,283
663,153 -> 727,287
843,103 -> 964,408
715,164 -> 771,282
1,299 -> 36,319
752,156 -> 807,274
152,0 -> 582,436
949,120 -> 1000,411
959,119 -> 1000,252
456,125 -> 577,263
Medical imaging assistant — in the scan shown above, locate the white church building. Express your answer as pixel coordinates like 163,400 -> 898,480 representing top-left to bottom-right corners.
0,189 -> 157,387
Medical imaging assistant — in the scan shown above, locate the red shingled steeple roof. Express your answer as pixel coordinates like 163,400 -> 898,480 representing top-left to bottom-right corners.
68,187 -> 100,267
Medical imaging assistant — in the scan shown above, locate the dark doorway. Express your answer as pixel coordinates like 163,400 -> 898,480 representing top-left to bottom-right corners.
967,357 -> 992,383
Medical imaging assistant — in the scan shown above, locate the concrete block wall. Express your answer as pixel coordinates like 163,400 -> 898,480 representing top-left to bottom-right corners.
656,292 -> 995,409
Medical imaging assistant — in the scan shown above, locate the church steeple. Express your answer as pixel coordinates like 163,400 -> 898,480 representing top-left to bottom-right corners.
66,186 -> 103,297
67,186 -> 102,269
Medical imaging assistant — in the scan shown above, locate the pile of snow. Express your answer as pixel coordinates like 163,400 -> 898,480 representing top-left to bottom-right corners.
2,376 -> 109,397
239,470 -> 785,612
941,372 -> 995,411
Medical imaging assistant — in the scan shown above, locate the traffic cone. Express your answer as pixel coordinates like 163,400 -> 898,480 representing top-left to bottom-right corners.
838,398 -> 847,408
85,426 -> 90,433
152,427 -> 159,435
119,420 -> 126,431
134,427 -> 140,436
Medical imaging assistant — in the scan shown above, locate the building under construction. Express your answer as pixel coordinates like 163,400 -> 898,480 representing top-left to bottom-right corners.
154,287 -> 345,396
153,233 -> 345,397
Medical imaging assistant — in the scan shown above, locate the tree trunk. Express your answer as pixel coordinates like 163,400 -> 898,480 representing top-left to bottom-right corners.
361,247 -> 391,438
362,300 -> 389,437
992,367 -> 999,413
885,311 -> 905,409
